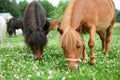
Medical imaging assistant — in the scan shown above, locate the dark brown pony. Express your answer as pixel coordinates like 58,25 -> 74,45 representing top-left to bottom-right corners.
57,0 -> 115,70
23,1 -> 50,60
7,17 -> 23,37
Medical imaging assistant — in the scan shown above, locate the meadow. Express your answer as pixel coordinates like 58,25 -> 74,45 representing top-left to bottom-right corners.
0,26 -> 120,80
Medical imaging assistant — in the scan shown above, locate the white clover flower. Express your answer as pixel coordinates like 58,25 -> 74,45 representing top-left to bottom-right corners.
41,71 -> 45,75
0,73 -> 5,79
14,74 -> 20,79
48,76 -> 52,80
17,68 -> 20,72
61,77 -> 66,80
37,72 -> 40,77
28,74 -> 32,78
68,75 -> 71,78
93,78 -> 96,80
33,64 -> 38,70
48,70 -> 52,74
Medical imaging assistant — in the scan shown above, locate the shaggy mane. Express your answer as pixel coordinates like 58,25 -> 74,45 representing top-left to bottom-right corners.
60,27 -> 83,50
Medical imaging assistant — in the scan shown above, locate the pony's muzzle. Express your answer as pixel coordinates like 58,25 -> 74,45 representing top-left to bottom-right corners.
67,63 -> 79,71
9,34 -> 12,38
34,55 -> 42,60
66,58 -> 81,71
34,53 -> 42,60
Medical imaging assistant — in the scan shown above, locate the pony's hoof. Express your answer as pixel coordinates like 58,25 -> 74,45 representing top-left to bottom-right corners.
102,49 -> 105,53
105,54 -> 109,57
83,58 -> 88,63
90,59 -> 96,65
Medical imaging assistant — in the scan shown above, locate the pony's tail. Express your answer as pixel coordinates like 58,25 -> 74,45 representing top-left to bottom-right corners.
60,27 -> 82,50
26,30 -> 47,49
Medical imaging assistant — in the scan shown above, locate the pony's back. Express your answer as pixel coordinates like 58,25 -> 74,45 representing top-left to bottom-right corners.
23,1 -> 46,32
0,16 -> 7,42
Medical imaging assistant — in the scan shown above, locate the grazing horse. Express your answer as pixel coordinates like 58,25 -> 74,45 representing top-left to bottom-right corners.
49,20 -> 61,30
23,1 -> 50,60
7,18 -> 23,37
0,16 -> 7,42
57,0 -> 115,70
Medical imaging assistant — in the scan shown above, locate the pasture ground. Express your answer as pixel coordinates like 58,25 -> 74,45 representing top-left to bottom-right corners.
0,26 -> 120,80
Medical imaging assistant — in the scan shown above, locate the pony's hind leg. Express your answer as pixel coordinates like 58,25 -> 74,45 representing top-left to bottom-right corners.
97,31 -> 106,52
105,24 -> 114,56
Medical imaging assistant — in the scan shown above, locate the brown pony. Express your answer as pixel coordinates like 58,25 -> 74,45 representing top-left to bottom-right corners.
57,0 -> 115,70
23,1 -> 50,60
49,20 -> 61,30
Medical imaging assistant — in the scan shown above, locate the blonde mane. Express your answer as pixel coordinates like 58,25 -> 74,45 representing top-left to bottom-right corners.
60,27 -> 83,50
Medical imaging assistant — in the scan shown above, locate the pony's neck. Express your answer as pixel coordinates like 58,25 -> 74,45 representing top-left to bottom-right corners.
61,0 -> 75,29
61,0 -> 83,30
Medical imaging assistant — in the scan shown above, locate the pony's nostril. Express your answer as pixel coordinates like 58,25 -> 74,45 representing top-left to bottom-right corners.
75,64 -> 79,70
34,56 -> 42,60
34,58 -> 42,60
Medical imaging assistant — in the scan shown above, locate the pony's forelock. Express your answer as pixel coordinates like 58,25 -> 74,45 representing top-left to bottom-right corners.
60,27 -> 83,50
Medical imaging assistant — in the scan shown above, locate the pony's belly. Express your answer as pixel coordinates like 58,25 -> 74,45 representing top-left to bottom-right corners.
96,21 -> 111,31
96,25 -> 109,31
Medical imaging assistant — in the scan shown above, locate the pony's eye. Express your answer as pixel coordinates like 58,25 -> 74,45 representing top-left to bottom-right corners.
76,45 -> 80,49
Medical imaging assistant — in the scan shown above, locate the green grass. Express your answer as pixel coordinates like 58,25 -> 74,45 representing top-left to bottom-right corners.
0,26 -> 120,80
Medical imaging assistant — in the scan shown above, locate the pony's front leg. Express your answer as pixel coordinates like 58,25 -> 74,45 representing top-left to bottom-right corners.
82,44 -> 88,62
14,29 -> 16,36
80,35 -> 88,62
88,26 -> 96,65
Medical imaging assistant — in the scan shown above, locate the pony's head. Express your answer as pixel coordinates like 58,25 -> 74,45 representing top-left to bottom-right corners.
58,27 -> 84,71
27,30 -> 47,60
7,28 -> 13,37
7,18 -> 17,37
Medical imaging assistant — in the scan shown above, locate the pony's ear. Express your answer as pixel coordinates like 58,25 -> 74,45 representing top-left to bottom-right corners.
49,20 -> 61,30
57,28 -> 63,35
